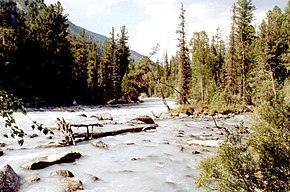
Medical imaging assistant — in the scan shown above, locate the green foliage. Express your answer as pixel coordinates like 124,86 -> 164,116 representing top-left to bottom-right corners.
209,92 -> 244,114
0,90 -> 53,145
0,90 -> 27,145
196,93 -> 290,191
169,104 -> 194,116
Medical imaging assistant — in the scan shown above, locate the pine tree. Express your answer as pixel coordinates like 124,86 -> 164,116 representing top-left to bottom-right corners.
177,3 -> 191,104
210,27 -> 225,88
235,0 -> 256,103
86,37 -> 99,102
71,29 -> 88,102
109,27 -> 119,102
117,25 -> 130,101
0,0 -> 26,93
164,51 -> 170,81
225,3 -> 239,97
190,31 -> 213,104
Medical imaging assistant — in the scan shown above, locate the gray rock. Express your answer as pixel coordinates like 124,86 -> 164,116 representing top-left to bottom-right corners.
0,143 -> 5,147
92,141 -> 108,149
0,165 -> 19,192
128,115 -> 155,124
26,175 -> 41,183
91,113 -> 113,120
79,114 -> 87,118
51,170 -> 74,177
62,177 -> 83,192
29,133 -> 38,138
100,113 -> 113,120
192,150 -> 201,154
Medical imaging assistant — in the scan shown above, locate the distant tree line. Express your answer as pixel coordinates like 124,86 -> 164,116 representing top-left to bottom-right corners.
0,0 -> 131,106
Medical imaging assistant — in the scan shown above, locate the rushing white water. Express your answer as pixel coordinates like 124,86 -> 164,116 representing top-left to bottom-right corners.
0,98 -> 252,192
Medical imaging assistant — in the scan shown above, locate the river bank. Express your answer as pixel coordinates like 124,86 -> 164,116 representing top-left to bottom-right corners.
0,98 -> 254,192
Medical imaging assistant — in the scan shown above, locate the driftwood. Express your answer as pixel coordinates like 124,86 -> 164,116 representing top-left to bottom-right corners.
56,118 -> 103,143
70,123 -> 103,140
211,115 -> 231,136
160,90 -> 171,111
73,124 -> 158,139
56,118 -> 75,145
21,152 -> 82,170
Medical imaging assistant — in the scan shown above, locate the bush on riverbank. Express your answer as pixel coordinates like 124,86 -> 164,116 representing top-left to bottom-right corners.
196,93 -> 290,191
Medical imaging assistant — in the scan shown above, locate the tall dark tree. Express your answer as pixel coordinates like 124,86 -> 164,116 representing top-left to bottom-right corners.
71,29 -> 88,102
86,37 -> 100,102
177,3 -> 191,104
224,3 -> 239,95
117,25 -> 130,101
235,0 -> 256,103
190,31 -> 213,104
0,0 -> 26,93
210,27 -> 225,88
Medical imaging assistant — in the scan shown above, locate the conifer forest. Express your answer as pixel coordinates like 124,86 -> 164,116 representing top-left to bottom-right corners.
0,0 -> 290,191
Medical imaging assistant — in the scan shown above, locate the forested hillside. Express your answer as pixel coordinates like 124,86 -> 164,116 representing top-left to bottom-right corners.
0,0 -> 133,106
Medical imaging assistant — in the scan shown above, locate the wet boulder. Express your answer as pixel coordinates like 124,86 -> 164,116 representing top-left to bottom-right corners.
128,115 -> 155,124
91,113 -> 113,121
62,177 -> 83,192
0,165 -> 19,192
100,113 -> 113,120
51,170 -> 74,177
79,114 -> 87,118
26,175 -> 41,183
92,141 -> 108,149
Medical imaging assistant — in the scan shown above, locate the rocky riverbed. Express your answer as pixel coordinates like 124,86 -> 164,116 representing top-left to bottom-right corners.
0,98 -> 254,192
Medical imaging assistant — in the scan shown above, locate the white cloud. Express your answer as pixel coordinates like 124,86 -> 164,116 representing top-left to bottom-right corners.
130,0 -> 180,59
45,0 -> 125,16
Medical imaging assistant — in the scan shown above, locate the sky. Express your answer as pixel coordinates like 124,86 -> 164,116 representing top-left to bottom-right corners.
44,0 -> 288,60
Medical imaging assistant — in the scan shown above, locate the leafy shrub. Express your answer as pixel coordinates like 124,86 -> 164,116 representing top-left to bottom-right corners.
0,90 -> 53,145
196,93 -> 290,191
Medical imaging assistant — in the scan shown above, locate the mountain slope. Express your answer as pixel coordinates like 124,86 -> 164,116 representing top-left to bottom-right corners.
11,0 -> 143,63
68,21 -> 142,63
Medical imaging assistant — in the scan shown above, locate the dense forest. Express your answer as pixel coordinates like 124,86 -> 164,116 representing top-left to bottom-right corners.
0,0 -> 131,106
1,0 -> 289,111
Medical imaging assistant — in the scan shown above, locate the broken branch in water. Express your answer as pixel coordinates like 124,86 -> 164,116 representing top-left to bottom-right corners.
211,115 -> 230,136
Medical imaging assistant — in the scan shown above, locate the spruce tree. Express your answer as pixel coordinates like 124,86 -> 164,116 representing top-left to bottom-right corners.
86,37 -> 99,102
235,0 -> 256,103
117,25 -> 130,101
190,31 -> 213,104
177,3 -> 191,104
224,3 -> 239,96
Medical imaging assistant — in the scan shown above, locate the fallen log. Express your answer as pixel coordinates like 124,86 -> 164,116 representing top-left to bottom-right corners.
73,124 -> 158,139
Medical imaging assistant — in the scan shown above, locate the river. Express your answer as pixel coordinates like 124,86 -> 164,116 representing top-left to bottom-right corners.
0,98 -> 253,192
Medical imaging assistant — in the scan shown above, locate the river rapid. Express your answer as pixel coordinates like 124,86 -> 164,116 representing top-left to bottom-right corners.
0,98 -> 253,192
